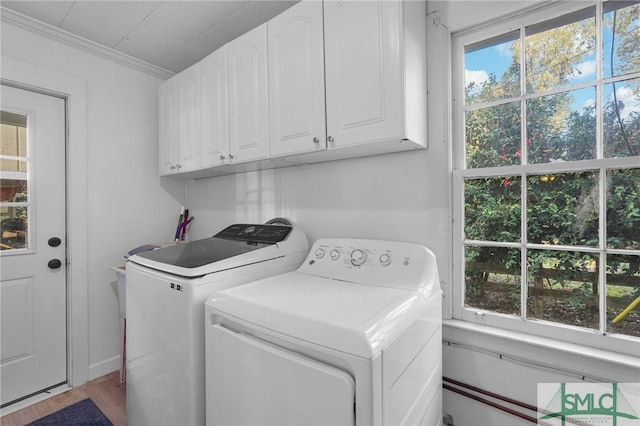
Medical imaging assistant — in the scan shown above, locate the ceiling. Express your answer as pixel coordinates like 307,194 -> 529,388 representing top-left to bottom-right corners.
0,1 -> 298,75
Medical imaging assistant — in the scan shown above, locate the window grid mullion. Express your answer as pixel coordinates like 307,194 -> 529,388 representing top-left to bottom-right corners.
520,24 -> 529,321
599,166 -> 607,334
596,0 -> 604,161
521,171 -> 528,320
596,2 -> 607,336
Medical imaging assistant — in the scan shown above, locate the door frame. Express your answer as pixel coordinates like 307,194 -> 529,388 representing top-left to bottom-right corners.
1,56 -> 89,388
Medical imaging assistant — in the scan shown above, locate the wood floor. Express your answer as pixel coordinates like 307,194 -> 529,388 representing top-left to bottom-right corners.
0,371 -> 126,426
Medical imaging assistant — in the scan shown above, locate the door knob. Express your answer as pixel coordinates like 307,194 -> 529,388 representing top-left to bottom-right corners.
48,237 -> 62,247
48,259 -> 62,269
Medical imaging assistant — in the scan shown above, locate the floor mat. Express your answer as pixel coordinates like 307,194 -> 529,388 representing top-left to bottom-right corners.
26,398 -> 113,426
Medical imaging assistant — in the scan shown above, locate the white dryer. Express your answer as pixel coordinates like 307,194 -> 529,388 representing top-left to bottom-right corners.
125,219 -> 308,426
204,238 -> 442,426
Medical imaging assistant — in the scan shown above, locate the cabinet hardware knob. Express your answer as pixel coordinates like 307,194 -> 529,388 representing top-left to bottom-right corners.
176,164 -> 182,169
219,155 -> 226,160
313,137 -> 319,144
170,165 -> 176,170
229,154 -> 234,159
327,136 -> 334,143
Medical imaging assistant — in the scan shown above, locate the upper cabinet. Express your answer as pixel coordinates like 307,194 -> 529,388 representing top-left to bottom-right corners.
227,24 -> 270,164
324,0 -> 426,151
269,0 -> 427,161
158,76 -> 178,175
158,0 -> 427,178
176,63 -> 201,172
158,62 -> 214,176
199,46 -> 229,169
268,0 -> 326,157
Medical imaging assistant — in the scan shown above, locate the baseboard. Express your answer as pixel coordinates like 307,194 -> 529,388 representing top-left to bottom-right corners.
88,355 -> 120,381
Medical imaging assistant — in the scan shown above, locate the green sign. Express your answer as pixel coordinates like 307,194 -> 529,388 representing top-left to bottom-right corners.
538,383 -> 639,426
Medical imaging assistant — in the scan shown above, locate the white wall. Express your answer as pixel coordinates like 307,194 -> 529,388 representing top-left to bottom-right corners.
1,21 -> 185,381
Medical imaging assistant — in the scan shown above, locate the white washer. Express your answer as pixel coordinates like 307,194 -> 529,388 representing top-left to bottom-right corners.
205,238 -> 442,426
126,220 -> 308,426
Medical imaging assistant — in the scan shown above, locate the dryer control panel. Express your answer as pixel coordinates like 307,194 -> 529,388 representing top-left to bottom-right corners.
299,238 -> 439,292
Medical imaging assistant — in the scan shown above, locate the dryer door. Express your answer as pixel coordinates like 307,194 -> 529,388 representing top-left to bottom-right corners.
206,324 -> 355,426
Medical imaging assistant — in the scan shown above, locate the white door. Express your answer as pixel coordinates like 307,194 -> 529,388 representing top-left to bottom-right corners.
0,84 -> 67,406
324,0 -> 404,148
228,23 -> 270,164
268,0 -> 326,157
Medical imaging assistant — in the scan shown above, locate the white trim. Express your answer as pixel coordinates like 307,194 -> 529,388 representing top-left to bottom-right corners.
88,355 -> 120,382
1,56 -> 90,387
443,320 -> 640,383
0,383 -> 71,416
0,7 -> 173,80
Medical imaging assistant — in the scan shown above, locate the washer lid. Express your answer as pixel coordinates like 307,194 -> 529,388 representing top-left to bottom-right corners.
127,223 -> 305,278
206,272 -> 431,359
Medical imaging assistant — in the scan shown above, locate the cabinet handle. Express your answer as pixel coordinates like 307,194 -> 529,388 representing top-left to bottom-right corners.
219,155 -> 226,160
170,165 -> 176,170
327,136 -> 334,143
176,164 -> 182,169
313,137 -> 319,144
229,154 -> 234,160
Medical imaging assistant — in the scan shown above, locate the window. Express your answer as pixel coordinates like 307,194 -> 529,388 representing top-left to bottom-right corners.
1,111 -> 29,251
453,1 -> 640,355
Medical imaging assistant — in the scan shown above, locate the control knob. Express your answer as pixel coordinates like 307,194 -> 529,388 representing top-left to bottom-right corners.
315,248 -> 326,259
350,249 -> 367,266
330,249 -> 341,260
379,253 -> 392,266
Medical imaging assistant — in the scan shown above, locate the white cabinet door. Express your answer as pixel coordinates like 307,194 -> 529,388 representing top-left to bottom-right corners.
324,0 -> 405,149
158,77 -> 178,175
176,63 -> 201,172
200,46 -> 229,169
206,324 -> 355,426
268,0 -> 326,157
228,24 -> 270,164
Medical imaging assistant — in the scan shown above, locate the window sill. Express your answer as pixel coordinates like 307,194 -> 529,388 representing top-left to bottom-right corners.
442,319 -> 640,383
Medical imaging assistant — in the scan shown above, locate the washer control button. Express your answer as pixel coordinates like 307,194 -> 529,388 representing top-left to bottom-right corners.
350,249 -> 367,266
315,248 -> 326,259
330,249 -> 341,260
379,253 -> 392,266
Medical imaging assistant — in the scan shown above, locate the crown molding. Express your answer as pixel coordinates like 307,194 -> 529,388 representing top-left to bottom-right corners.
1,6 -> 175,80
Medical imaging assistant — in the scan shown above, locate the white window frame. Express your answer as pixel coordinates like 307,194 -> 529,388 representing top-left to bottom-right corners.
452,0 -> 640,357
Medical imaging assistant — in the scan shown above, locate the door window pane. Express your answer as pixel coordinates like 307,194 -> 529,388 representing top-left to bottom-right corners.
1,112 -> 29,251
527,249 -> 599,330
